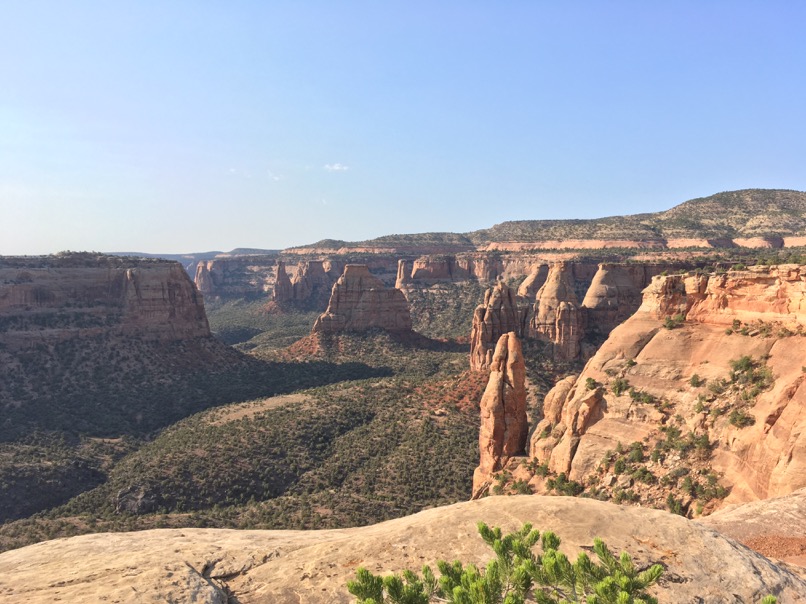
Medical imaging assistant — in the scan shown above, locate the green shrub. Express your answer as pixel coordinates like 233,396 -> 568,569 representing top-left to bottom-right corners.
347,522 -> 664,604
611,377 -> 630,396
729,409 -> 755,428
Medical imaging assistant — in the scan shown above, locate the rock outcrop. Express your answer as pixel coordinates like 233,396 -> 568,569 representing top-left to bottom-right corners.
0,255 -> 211,346
312,265 -> 412,334
528,262 -> 584,361
530,265 -> 806,508
2,495 -> 804,603
469,281 -> 530,371
194,256 -> 277,298
289,260 -> 345,309
272,261 -> 293,302
516,265 -> 549,298
472,333 -> 528,497
395,259 -> 412,289
581,263 -> 664,336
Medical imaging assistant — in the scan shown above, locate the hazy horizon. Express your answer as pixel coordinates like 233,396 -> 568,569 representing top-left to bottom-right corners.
3,2 -> 806,255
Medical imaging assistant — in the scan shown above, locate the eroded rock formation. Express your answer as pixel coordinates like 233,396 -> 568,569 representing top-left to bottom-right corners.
312,265 -> 412,334
530,265 -> 806,507
528,262 -> 584,361
0,256 -> 211,345
272,261 -> 293,302
472,332 -> 528,498
469,281 -> 530,371
3,495 -> 804,603
194,256 -> 276,298
581,264 -> 664,336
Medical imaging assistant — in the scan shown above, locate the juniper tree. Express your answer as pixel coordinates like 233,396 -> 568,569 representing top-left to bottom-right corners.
347,522 -> 664,604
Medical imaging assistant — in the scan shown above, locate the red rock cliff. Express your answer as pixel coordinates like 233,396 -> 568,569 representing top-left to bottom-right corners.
472,332 -> 528,498
0,257 -> 211,347
469,281 -> 530,371
530,264 -> 806,507
311,265 -> 412,334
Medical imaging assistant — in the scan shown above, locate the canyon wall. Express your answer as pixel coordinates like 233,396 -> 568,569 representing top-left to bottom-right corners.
0,256 -> 212,347
195,256 -> 278,299
472,332 -> 528,498
529,264 -> 806,506
469,262 -> 668,368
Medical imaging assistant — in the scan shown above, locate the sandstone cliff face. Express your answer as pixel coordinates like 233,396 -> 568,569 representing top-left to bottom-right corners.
530,265 -> 806,507
516,265 -> 549,298
395,259 -> 412,289
312,265 -> 412,334
528,262 -> 584,361
470,262 -> 665,368
194,256 -> 277,298
272,261 -> 293,302
469,281 -> 530,371
291,260 -> 344,306
0,258 -> 211,346
581,263 -> 666,336
472,332 -> 528,498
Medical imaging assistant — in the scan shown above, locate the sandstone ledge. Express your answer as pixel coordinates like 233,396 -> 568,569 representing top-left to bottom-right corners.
1,496 -> 804,603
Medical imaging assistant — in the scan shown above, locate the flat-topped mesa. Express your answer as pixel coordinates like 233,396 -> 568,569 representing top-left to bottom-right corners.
469,280 -> 530,371
528,262 -> 583,361
311,264 -> 412,334
0,257 -> 211,345
472,332 -> 528,498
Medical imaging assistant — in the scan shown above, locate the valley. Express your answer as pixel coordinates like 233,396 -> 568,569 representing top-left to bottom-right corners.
1,189 -> 805,602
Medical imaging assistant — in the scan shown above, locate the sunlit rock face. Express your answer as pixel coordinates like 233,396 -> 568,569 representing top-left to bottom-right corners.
312,264 -> 412,334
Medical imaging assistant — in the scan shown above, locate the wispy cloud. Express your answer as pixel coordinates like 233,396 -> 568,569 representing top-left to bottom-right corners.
324,163 -> 349,172
267,169 -> 282,181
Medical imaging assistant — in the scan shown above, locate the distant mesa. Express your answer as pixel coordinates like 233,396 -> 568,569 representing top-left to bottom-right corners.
285,189 -> 806,255
0,253 -> 211,344
311,264 -> 413,334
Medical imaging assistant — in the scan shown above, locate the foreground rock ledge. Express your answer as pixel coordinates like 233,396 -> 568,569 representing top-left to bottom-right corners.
1,496 -> 804,603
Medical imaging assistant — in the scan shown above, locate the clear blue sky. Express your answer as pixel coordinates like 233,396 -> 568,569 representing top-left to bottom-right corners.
2,1 -> 805,254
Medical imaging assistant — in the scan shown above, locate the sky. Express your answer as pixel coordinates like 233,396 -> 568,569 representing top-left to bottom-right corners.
1,1 -> 805,255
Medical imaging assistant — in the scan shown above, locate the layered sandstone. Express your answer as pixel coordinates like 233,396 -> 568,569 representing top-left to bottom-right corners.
516,265 -> 548,298
470,262 -> 665,368
0,256 -> 211,346
530,265 -> 806,506
272,261 -> 293,302
2,495 -> 804,603
581,263 -> 666,336
469,281 -> 530,371
194,256 -> 277,298
528,262 -> 584,361
312,265 -> 412,334
472,333 -> 527,497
